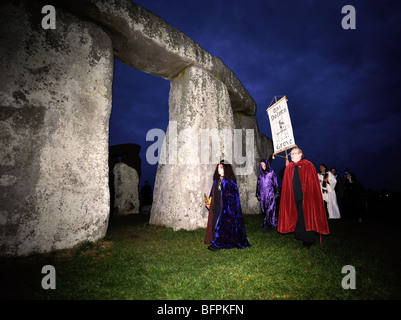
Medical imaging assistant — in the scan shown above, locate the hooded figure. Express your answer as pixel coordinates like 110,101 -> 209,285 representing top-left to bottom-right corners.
205,162 -> 251,251
256,159 -> 279,232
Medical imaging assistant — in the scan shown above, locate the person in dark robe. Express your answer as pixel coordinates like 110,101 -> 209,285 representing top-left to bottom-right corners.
140,180 -> 153,207
204,161 -> 251,251
343,172 -> 368,222
256,159 -> 279,232
278,148 -> 329,248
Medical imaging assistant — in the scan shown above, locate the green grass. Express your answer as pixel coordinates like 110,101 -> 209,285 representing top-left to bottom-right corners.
1,213 -> 400,300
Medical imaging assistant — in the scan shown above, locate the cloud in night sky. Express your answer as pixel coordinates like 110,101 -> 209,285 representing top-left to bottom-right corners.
109,0 -> 401,192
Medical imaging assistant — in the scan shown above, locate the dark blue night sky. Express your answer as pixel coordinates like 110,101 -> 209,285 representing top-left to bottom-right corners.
109,0 -> 401,193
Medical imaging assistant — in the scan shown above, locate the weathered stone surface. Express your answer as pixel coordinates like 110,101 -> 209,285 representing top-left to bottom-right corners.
150,66 -> 234,230
52,0 -> 256,116
113,163 -> 140,215
109,143 -> 141,213
0,0 -> 273,256
234,114 -> 274,214
0,1 -> 113,256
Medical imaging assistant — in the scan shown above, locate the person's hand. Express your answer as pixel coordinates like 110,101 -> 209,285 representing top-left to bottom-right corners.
285,158 -> 289,166
206,204 -> 210,210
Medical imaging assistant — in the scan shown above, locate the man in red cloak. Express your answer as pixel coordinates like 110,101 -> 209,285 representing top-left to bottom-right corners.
278,147 -> 329,248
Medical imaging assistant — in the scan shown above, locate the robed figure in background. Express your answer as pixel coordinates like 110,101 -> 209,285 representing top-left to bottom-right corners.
278,148 -> 329,248
256,159 -> 279,232
205,161 -> 251,251
318,164 -> 341,219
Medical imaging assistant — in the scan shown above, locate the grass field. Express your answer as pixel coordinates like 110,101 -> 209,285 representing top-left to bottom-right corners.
1,211 -> 400,300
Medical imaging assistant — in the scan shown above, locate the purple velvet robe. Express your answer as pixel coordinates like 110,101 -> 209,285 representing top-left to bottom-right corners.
205,178 -> 251,249
256,159 -> 279,231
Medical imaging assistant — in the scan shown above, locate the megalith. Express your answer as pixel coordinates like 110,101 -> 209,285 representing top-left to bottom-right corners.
234,115 -> 274,214
113,163 -> 140,215
0,1 -> 113,256
52,0 -> 272,228
109,143 -> 141,213
0,0 -> 273,256
150,66 -> 235,230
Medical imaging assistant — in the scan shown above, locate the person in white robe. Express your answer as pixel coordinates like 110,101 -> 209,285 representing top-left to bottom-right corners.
318,164 -> 341,219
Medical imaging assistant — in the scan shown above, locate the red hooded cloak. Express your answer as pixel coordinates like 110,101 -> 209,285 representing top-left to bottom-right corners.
278,159 -> 329,235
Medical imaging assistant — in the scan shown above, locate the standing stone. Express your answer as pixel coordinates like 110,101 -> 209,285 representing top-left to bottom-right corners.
0,0 -> 273,256
0,2 -> 113,256
113,163 -> 140,215
234,114 -> 274,214
150,66 -> 234,230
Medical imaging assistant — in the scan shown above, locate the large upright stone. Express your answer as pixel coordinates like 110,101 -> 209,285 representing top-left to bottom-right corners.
0,0 -> 273,256
150,66 -> 234,230
113,163 -> 140,215
0,2 -> 113,256
234,114 -> 274,214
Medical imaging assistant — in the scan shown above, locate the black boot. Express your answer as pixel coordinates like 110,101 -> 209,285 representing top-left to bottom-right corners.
208,244 -> 220,251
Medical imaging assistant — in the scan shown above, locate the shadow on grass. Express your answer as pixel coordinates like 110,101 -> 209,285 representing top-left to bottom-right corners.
1,211 -> 400,300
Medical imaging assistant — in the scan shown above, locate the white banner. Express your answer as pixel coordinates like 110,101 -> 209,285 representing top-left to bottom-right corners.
267,96 -> 296,156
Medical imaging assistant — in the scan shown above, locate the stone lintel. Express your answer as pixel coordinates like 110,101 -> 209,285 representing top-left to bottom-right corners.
51,0 -> 256,116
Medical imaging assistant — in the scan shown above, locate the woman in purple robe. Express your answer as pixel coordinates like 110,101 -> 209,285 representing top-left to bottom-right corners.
256,159 -> 279,232
204,161 -> 251,251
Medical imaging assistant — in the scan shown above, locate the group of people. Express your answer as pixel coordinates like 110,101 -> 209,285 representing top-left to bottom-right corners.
204,147 -> 366,251
318,164 -> 342,220
318,164 -> 368,223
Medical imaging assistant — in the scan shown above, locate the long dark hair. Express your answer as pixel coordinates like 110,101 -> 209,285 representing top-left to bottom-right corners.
320,163 -> 329,187
319,164 -> 328,173
213,161 -> 236,181
259,158 -> 272,174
